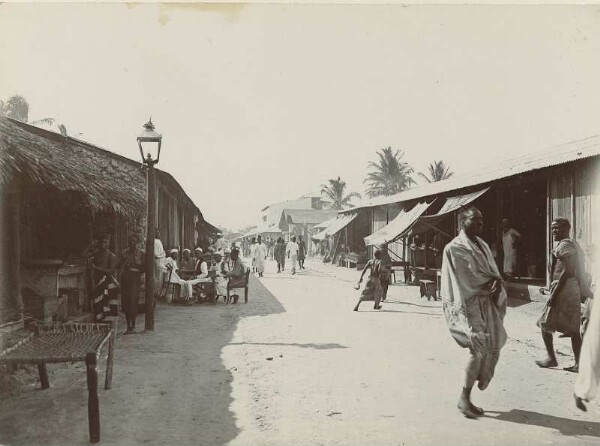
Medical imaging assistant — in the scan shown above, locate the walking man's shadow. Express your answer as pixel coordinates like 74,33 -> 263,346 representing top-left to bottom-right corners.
486,409 -> 600,438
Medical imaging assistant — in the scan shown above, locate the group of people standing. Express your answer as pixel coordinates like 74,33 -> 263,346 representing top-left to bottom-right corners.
438,207 -> 599,418
248,234 -> 307,276
352,206 -> 600,417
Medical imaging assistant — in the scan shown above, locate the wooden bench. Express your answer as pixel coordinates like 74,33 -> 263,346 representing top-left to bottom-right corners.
0,322 -> 115,443
227,268 -> 250,304
419,279 -> 438,301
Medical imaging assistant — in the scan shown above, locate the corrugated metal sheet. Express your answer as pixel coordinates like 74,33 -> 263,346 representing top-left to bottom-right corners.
344,134 -> 600,213
312,213 -> 358,241
364,202 -> 431,246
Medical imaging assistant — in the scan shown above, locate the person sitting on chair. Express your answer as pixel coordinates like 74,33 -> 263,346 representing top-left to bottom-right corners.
227,247 -> 247,304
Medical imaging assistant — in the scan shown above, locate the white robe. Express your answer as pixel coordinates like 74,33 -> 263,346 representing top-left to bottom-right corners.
502,228 -> 520,274
286,241 -> 299,273
254,243 -> 267,273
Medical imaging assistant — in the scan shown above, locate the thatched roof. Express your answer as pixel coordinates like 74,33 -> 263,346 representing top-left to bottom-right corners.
0,117 -> 201,218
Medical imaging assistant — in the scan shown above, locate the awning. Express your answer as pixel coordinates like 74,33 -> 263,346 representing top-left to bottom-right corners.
364,201 -> 431,247
411,187 -> 489,235
312,212 -> 358,242
311,216 -> 339,232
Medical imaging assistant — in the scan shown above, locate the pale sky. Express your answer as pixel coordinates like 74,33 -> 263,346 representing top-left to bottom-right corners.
1,3 -> 599,231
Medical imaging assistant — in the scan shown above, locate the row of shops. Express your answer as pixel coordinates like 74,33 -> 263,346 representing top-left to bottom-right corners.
311,135 -> 600,291
0,117 -> 216,328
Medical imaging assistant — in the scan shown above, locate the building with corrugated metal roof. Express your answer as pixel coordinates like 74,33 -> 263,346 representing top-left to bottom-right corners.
319,135 -> 600,298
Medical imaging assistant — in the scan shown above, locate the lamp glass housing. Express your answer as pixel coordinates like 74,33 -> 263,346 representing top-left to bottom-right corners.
137,119 -> 162,164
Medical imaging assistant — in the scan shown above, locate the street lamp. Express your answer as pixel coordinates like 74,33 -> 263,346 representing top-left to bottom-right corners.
138,118 -> 162,332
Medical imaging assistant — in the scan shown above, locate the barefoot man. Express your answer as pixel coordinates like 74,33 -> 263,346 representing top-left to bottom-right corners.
441,207 -> 507,418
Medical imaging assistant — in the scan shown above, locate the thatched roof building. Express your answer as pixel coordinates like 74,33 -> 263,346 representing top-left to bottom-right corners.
0,116 -> 212,324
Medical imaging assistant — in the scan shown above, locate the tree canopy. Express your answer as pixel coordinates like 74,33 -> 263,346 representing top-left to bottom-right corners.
320,176 -> 361,210
418,160 -> 454,183
364,147 -> 415,198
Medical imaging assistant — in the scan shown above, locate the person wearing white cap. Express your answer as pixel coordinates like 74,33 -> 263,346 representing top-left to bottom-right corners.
180,248 -> 195,271
214,232 -> 225,254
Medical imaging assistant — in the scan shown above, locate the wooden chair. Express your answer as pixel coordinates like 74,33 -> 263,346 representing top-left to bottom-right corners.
226,268 -> 250,304
160,267 -> 180,303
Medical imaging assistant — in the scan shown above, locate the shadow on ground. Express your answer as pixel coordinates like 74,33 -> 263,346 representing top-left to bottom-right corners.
0,275 -> 285,446
486,409 -> 600,438
229,342 -> 347,350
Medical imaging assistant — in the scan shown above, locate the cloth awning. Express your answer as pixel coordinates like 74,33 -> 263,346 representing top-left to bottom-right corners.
364,201 -> 431,247
312,213 -> 358,242
311,216 -> 339,232
411,188 -> 489,235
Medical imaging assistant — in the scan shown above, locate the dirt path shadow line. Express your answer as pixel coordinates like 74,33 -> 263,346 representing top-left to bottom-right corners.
485,409 -> 600,437
229,342 -> 348,350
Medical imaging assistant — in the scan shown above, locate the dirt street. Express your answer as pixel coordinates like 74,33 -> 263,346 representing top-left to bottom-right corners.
1,258 -> 599,445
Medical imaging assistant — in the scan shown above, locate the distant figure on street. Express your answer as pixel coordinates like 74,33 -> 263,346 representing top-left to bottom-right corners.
286,236 -> 299,274
91,235 -> 119,322
353,249 -> 383,312
118,234 -> 144,334
213,232 -> 225,254
379,244 -> 392,301
154,228 -> 166,296
536,218 -> 583,373
250,237 -> 257,272
297,235 -> 307,270
254,235 -> 268,278
274,237 -> 286,273
501,218 -> 521,278
441,207 -> 507,418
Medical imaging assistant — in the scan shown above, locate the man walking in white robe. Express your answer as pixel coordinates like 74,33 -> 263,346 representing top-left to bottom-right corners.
254,235 -> 267,277
287,236 -> 299,275
442,207 -> 507,418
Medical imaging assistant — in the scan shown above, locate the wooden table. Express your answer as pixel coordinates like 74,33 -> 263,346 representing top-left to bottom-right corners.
0,323 -> 115,443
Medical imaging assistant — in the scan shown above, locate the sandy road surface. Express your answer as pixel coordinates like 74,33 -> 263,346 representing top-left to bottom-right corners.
1,257 -> 599,445
223,259 -> 600,446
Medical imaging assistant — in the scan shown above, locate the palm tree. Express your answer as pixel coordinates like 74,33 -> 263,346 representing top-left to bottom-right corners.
364,147 -> 415,198
418,160 -> 454,183
320,176 -> 361,210
30,117 -> 68,136
0,95 -> 29,122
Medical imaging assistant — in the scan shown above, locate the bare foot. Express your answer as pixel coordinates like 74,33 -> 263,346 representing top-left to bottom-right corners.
535,357 -> 558,368
564,364 -> 579,373
469,402 -> 484,416
457,398 -> 478,419
574,394 -> 587,412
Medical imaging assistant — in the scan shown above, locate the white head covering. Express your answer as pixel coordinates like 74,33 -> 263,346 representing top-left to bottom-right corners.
194,247 -> 203,253
182,248 -> 190,254
169,248 -> 179,254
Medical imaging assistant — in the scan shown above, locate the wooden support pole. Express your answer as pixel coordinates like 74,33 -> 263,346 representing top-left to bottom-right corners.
104,330 -> 115,390
86,352 -> 100,443
37,363 -> 49,389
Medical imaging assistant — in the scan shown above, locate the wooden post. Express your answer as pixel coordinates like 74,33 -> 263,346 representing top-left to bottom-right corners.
37,363 -> 49,389
0,181 -> 23,325
104,330 -> 115,390
546,175 -> 552,287
85,352 -> 100,443
144,163 -> 157,331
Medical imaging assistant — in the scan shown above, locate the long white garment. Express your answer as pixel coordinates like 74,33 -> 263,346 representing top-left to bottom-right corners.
286,241 -> 299,273
250,243 -> 257,266
215,261 -> 230,296
502,228 -> 520,274
154,239 -> 166,291
575,297 -> 600,401
441,230 -> 508,389
254,243 -> 267,273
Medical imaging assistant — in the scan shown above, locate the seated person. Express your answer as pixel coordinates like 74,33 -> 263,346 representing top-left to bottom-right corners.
180,248 -> 196,275
227,247 -> 247,291
214,252 -> 230,299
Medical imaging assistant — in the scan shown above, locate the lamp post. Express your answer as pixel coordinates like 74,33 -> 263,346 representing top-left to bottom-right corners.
138,118 -> 162,332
